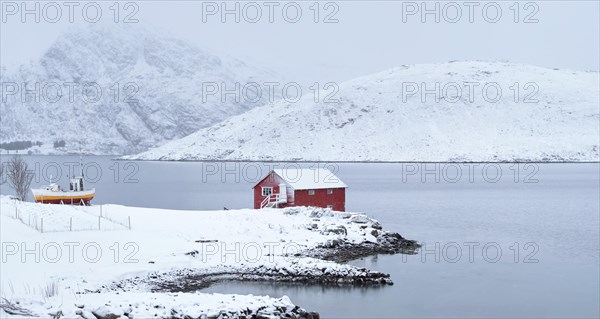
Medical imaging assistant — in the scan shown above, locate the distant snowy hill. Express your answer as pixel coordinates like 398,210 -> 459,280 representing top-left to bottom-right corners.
0,25 -> 281,155
128,61 -> 600,162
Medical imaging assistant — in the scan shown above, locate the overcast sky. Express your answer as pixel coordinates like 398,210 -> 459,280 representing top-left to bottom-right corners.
1,1 -> 599,83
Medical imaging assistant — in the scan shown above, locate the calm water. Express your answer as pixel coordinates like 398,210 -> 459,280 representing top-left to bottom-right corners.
3,156 -> 599,318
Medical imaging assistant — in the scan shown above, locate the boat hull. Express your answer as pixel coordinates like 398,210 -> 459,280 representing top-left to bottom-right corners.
31,189 -> 95,205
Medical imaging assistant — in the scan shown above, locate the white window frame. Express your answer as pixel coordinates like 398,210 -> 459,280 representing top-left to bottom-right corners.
308,189 -> 315,195
327,188 -> 333,195
262,187 -> 273,196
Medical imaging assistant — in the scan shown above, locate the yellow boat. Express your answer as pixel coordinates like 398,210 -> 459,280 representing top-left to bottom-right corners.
30,155 -> 95,205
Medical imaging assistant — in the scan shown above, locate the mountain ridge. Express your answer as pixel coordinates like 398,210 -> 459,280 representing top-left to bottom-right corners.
0,24 -> 282,155
126,61 -> 600,162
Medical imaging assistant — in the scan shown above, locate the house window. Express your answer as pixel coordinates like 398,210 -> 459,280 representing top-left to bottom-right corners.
327,205 -> 334,209
262,187 -> 273,196
308,189 -> 315,195
327,188 -> 333,195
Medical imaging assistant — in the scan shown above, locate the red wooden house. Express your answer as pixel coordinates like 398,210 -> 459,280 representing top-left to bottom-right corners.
253,168 -> 347,211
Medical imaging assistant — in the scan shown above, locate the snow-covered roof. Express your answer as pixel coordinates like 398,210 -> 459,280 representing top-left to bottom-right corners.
271,168 -> 347,190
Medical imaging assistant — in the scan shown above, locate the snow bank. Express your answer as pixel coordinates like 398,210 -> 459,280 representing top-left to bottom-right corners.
1,292 -> 315,319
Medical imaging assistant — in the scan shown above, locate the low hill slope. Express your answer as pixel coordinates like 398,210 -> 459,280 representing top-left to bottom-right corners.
129,61 -> 600,162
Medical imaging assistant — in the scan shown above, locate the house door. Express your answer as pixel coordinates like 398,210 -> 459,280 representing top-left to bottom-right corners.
279,183 -> 287,203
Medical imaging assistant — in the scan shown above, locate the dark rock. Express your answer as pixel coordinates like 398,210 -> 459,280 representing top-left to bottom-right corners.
185,250 -> 199,257
310,232 -> 421,263
324,225 -> 347,235
91,308 -> 121,319
309,312 -> 320,319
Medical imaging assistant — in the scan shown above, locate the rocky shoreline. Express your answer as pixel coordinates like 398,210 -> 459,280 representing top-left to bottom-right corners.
308,232 -> 421,263
2,200 -> 421,319
82,301 -> 320,319
2,293 -> 320,319
129,266 -> 393,294
80,230 -> 419,319
101,263 -> 395,295
101,230 -> 420,294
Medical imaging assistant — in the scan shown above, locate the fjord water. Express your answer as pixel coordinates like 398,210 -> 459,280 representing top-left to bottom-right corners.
7,156 -> 600,318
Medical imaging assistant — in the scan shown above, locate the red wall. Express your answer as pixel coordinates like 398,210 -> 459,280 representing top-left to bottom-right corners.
253,172 -> 284,209
294,188 -> 345,211
254,173 -> 346,211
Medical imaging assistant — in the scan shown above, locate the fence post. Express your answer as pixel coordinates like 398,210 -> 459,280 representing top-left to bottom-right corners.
100,205 -> 102,217
41,218 -> 44,233
128,216 -> 131,230
15,206 -> 17,219
70,217 -> 73,232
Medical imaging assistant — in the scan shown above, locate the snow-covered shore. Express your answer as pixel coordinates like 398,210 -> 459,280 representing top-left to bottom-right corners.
0,197 -> 418,318
1,293 -> 314,319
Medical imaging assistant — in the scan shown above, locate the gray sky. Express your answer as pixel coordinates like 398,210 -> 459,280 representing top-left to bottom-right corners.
1,1 -> 599,83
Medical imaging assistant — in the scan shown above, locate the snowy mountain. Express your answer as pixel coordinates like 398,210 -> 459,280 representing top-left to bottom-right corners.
128,61 -> 600,162
0,25 -> 281,155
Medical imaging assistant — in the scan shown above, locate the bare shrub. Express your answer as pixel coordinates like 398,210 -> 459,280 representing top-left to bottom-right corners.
0,297 -> 35,316
42,281 -> 58,300
6,156 -> 34,201
0,161 -> 4,185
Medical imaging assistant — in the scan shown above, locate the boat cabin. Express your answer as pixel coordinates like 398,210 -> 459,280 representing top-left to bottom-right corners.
70,176 -> 85,192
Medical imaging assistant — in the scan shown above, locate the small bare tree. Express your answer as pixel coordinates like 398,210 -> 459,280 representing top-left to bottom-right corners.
6,156 -> 34,201
0,161 -> 4,185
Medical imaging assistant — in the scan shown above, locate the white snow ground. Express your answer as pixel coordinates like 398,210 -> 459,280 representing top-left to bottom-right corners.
128,61 -> 600,162
0,196 -> 390,317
